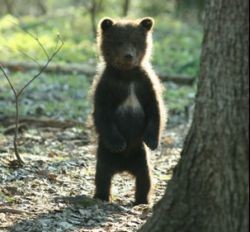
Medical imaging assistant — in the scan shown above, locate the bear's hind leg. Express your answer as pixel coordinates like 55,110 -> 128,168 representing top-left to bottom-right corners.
133,146 -> 152,205
94,160 -> 113,201
94,144 -> 114,202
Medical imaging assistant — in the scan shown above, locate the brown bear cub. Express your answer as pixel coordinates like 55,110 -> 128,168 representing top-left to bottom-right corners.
92,17 -> 166,205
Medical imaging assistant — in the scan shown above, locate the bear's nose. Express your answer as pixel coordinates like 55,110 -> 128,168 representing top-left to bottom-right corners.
124,54 -> 133,60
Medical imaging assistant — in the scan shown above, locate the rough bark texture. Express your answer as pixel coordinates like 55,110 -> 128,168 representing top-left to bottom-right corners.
140,0 -> 249,232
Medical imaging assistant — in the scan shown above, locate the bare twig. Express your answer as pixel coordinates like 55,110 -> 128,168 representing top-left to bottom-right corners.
2,117 -> 82,131
0,67 -> 23,164
11,20 -> 50,59
0,208 -> 29,214
18,48 -> 42,69
0,30 -> 63,166
20,28 -> 50,60
0,66 -> 17,96
18,38 -> 63,97
13,95 -> 22,163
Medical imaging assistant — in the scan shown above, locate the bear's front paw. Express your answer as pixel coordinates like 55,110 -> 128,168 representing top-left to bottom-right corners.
104,136 -> 127,153
143,135 -> 158,150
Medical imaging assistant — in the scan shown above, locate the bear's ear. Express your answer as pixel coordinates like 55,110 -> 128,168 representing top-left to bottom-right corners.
100,18 -> 114,31
139,17 -> 154,31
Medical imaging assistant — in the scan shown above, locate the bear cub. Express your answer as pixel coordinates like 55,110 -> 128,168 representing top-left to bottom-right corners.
92,17 -> 166,205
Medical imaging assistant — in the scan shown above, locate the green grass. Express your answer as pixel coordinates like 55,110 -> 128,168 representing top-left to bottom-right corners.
165,85 -> 196,113
0,70 -> 196,120
0,13 -> 202,76
0,11 -> 201,120
0,72 -> 91,121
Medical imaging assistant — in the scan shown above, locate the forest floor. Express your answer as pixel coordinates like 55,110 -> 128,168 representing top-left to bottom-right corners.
0,117 -> 190,232
0,68 -> 193,232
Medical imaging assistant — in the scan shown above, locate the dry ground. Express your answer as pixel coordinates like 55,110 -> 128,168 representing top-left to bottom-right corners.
0,123 -> 189,232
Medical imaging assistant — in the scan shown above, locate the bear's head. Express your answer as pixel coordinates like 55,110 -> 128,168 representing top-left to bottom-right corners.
97,17 -> 154,70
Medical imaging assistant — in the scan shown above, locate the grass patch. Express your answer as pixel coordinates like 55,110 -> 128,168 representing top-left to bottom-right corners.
0,72 -> 91,121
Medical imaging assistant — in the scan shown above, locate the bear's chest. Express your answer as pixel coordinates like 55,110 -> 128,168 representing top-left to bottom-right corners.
116,83 -> 143,114
115,82 -> 145,143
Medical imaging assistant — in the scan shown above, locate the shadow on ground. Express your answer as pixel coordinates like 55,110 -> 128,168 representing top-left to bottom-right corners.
7,195 -> 139,232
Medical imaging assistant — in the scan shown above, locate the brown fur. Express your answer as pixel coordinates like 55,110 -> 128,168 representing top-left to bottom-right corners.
92,17 -> 166,205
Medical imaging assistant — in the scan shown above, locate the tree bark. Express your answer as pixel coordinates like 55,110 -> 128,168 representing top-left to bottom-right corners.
122,0 -> 130,17
140,0 -> 249,231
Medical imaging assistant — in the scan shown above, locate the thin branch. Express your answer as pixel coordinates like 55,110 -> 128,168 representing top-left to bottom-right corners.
35,37 -> 50,60
17,38 -> 64,97
0,23 -> 64,166
0,208 -> 29,214
18,49 -> 42,69
0,66 -> 17,96
11,20 -> 50,59
0,66 -> 24,164
21,27 -> 50,60
55,34 -> 61,48
13,96 -> 23,164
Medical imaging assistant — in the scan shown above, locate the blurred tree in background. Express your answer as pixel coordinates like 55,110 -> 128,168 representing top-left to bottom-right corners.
0,0 -> 203,122
0,0 -> 203,74
176,0 -> 205,20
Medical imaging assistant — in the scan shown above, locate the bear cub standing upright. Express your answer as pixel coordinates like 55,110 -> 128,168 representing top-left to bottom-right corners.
92,17 -> 166,205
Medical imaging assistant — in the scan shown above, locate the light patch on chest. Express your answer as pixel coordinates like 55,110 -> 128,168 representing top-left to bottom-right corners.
118,83 -> 143,113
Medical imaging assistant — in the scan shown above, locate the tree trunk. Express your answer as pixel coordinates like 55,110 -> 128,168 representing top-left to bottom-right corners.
122,0 -> 130,17
89,0 -> 97,38
36,0 -> 47,16
4,0 -> 14,15
140,0 -> 249,231
89,0 -> 104,38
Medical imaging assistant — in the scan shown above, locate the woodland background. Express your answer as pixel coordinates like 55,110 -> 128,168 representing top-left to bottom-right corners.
0,1 -> 225,232
0,0 -> 202,124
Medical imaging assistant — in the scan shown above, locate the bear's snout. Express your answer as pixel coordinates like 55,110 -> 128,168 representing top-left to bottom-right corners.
124,53 -> 134,61
122,46 -> 136,64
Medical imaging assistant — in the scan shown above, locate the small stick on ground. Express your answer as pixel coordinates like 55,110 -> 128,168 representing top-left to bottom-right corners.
0,208 -> 29,215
